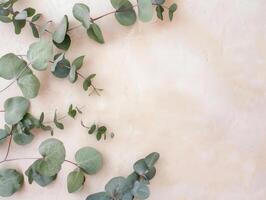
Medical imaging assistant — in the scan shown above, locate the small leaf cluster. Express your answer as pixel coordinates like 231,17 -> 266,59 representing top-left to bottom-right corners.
86,152 -> 160,200
0,97 -> 83,145
81,121 -> 115,141
0,0 -> 42,37
0,96 -> 53,145
0,138 -> 103,197
154,0 -> 177,21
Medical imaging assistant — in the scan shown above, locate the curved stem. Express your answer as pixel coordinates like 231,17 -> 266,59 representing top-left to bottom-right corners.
3,133 -> 13,161
0,80 -> 16,93
76,72 -> 101,96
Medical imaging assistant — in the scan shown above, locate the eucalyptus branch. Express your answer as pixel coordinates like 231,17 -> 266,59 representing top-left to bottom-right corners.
3,133 -> 12,161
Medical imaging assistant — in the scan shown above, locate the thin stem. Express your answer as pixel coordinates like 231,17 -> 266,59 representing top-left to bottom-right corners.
0,110 -> 4,112
3,133 -> 13,161
0,80 -> 16,93
64,159 -> 79,167
0,157 -> 79,167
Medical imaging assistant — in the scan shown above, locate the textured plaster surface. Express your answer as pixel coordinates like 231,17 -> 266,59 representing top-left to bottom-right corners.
0,0 -> 266,199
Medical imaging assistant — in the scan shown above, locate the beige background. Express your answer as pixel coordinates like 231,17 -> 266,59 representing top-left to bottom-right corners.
0,0 -> 266,199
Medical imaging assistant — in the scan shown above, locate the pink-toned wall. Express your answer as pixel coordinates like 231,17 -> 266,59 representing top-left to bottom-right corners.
0,0 -> 266,199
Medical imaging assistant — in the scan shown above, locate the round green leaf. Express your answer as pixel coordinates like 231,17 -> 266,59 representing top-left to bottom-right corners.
25,159 -> 57,187
52,54 -> 70,78
0,168 -> 24,197
27,40 -> 53,71
132,181 -> 150,199
17,73 -> 40,99
144,152 -> 160,169
13,129 -> 33,145
53,15 -> 68,44
67,169 -> 85,193
53,34 -> 71,51
4,96 -> 30,125
0,53 -> 27,80
86,192 -> 111,200
105,176 -> 128,197
73,3 -> 91,29
115,1 -> 136,26
133,159 -> 149,176
138,0 -> 153,22
75,147 -> 103,174
126,172 -> 138,188
37,138 -> 66,176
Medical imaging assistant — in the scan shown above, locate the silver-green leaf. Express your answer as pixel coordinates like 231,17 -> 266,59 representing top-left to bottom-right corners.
4,96 -> 30,125
75,147 -> 103,174
0,169 -> 24,197
53,15 -> 68,44
17,73 -> 40,99
73,3 -> 91,29
67,169 -> 85,193
105,176 -> 128,197
0,53 -> 27,80
132,181 -> 150,199
27,40 -> 53,71
138,0 -> 153,22
37,138 -> 66,176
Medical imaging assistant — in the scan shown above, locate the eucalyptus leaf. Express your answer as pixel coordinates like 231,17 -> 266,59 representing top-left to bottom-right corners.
31,13 -> 41,22
53,15 -> 68,44
75,147 -> 103,174
144,152 -> 159,169
53,111 -> 64,129
53,34 -> 71,50
115,0 -> 136,26
73,3 -> 91,29
51,53 -> 64,72
83,74 -> 96,91
144,167 -> 156,180
0,53 -> 27,80
13,129 -> 34,145
133,159 -> 149,176
0,15 -> 12,23
0,169 -> 24,197
4,96 -> 30,125
72,55 -> 85,70
122,192 -> 133,200
27,40 -> 53,70
17,73 -> 40,99
132,181 -> 150,199
156,5 -> 164,20
0,128 -> 8,144
69,64 -> 77,83
52,54 -> 70,78
87,23 -> 104,44
37,138 -> 66,176
169,3 -> 177,21
29,22 -> 39,38
105,176 -> 128,198
86,192 -> 111,200
67,169 -> 85,193
25,160 -> 57,187
24,7 -> 35,17
12,16 -> 26,34
14,10 -> 27,20
138,0 -> 153,22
